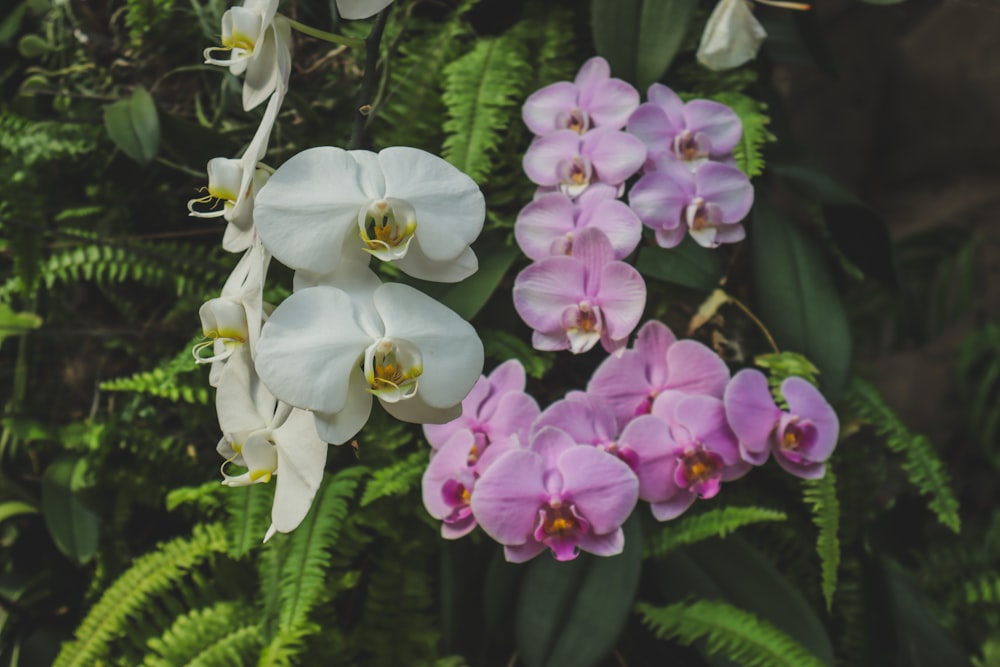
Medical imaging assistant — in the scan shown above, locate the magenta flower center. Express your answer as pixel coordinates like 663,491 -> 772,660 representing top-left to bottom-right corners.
674,445 -> 724,499
541,502 -> 579,537
672,130 -> 709,162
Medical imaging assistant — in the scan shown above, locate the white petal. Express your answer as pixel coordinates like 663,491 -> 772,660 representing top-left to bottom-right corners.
696,0 -> 767,71
336,0 -> 394,20
215,347 -> 273,436
381,393 -> 461,425
392,241 -> 478,283
255,286 -> 372,413
270,408 -> 329,533
378,147 -> 485,262
313,368 -> 374,445
243,24 -> 279,111
373,284 -> 483,409
254,147 -> 370,274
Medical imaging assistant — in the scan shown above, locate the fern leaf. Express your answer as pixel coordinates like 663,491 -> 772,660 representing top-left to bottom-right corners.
644,506 -> 787,558
964,575 -> 1000,606
54,524 -> 229,667
480,329 -> 554,380
100,335 -> 211,405
226,482 -> 276,559
636,600 -> 826,667
710,92 -> 773,178
375,17 -> 470,152
142,600 -> 261,667
441,33 -> 531,185
803,469 -> 840,610
278,467 -> 365,631
360,449 -> 426,507
846,377 -> 961,532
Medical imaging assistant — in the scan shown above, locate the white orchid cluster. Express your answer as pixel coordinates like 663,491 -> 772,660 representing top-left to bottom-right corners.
190,0 -> 487,541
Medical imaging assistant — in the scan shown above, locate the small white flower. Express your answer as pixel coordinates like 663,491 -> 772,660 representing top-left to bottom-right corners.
215,353 -> 329,540
254,282 -> 484,445
253,146 -> 485,283
204,0 -> 292,111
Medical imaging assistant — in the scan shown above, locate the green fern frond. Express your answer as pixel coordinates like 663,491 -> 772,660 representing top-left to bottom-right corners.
0,113 -> 100,166
257,625 -> 318,667
441,32 -> 531,185
226,482 -> 276,559
360,448 -> 426,507
644,506 -> 788,558
54,523 -> 229,667
636,599 -> 827,667
278,467 -> 365,631
100,335 -> 211,404
956,322 -> 1000,451
709,92 -> 773,178
754,351 -> 822,406
803,469 -> 840,610
846,377 -> 961,532
964,575 -> 1000,606
0,232 -> 226,301
374,17 -> 470,152
141,600 -> 261,667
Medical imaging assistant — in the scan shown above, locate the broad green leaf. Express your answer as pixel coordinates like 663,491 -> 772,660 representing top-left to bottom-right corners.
17,33 -> 50,58
750,202 -> 851,400
515,516 -> 641,667
592,0 -> 697,87
403,231 -> 519,321
41,457 -> 99,565
0,3 -> 28,45
636,236 -> 724,292
0,302 -> 41,351
657,536 -> 835,666
103,87 -> 160,165
0,500 -> 38,523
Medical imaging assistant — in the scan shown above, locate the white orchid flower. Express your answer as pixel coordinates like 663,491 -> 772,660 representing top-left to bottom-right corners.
188,91 -> 282,253
336,0 -> 394,20
215,353 -> 329,540
204,0 -> 292,111
253,146 -> 485,283
194,237 -> 271,386
696,0 -> 767,71
254,282 -> 484,445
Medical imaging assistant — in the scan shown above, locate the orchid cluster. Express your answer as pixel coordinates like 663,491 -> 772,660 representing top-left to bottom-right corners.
190,0 -> 491,541
513,57 -> 754,357
416,56 -> 839,564
421,321 -> 839,563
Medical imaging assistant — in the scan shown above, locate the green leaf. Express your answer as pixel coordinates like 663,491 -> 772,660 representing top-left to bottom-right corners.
0,3 -> 28,46
41,457 -> 99,565
637,599 -> 827,667
360,449 -> 424,507
769,159 -> 896,287
636,235 -> 724,292
442,34 -> 530,185
0,302 -> 41,351
803,470 -> 840,610
481,329 -> 554,380
103,87 -> 160,165
402,231 -> 519,321
657,537 -> 835,666
0,500 -> 38,523
17,33 -> 50,58
515,515 -> 642,667
591,0 -> 697,87
750,201 -> 851,400
644,506 -> 787,558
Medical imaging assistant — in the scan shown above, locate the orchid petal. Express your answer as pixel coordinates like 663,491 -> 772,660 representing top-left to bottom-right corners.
471,450 -> 547,545
557,446 -> 638,534
724,369 -> 780,465
522,82 -> 579,136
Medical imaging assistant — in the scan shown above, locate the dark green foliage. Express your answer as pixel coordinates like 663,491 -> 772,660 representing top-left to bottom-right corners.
53,524 -> 229,667
636,599 -> 828,667
846,377 -> 961,533
100,335 -> 211,405
141,601 -> 261,667
442,33 -> 531,186
710,92 -> 773,178
644,506 -> 788,558
360,447 -> 426,506
803,470 -> 841,610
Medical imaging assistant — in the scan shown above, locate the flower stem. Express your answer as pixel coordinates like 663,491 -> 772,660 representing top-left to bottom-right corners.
284,18 -> 365,49
348,7 -> 390,150
728,296 -> 781,354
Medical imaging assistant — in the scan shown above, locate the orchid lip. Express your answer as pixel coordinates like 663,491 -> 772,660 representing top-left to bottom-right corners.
363,337 -> 423,403
358,197 -> 418,261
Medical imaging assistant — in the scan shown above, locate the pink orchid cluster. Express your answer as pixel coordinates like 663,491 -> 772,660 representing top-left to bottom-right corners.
512,58 -> 756,358
421,321 -> 839,563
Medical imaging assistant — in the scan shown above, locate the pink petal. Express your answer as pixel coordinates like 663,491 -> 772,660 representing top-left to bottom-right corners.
523,131 -> 582,187
628,165 -> 695,232
724,369 -> 780,465
587,351 -> 653,429
782,377 -> 839,461
513,257 -> 586,333
650,489 -> 696,521
586,78 -> 640,131
582,128 -> 647,186
595,262 -> 647,340
515,193 -> 576,261
557,446 -> 638,534
619,414 -> 678,503
673,395 -> 740,464
470,450 -> 546,545
634,320 -> 677,388
422,430 -> 476,520
684,100 -> 742,156
646,84 -> 686,129
577,198 -> 642,260
523,81 -> 580,136
577,526 -> 625,557
664,340 -> 730,397
574,56 -> 611,98
695,162 -> 754,222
